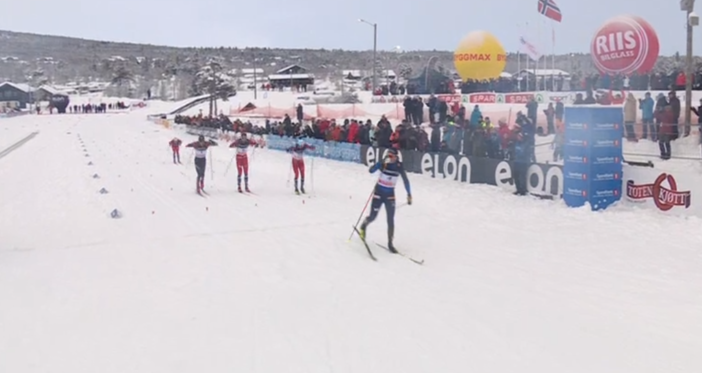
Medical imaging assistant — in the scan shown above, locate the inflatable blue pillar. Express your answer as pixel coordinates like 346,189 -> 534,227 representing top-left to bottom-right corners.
563,106 -> 624,211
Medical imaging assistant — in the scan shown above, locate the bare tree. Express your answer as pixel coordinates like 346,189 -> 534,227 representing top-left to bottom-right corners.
191,61 -> 236,116
111,65 -> 134,97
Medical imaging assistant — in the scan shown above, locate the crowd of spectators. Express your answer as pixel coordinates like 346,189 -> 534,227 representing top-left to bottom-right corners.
176,85 -> 701,165
373,69 -> 702,96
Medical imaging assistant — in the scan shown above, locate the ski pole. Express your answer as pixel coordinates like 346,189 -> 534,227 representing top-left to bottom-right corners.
348,186 -> 375,241
209,148 -> 215,181
310,157 -> 315,194
224,154 -> 236,177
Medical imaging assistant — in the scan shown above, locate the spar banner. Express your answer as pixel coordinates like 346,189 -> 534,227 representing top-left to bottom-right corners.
563,106 -> 624,211
359,145 -> 563,198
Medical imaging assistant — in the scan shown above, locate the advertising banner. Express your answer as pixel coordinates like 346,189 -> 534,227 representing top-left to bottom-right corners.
185,126 -> 219,139
359,146 -> 563,198
623,164 -> 698,216
563,106 -> 624,210
266,135 -> 361,163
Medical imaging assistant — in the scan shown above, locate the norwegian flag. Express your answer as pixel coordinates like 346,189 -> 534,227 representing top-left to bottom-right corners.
538,0 -> 562,22
519,37 -> 542,61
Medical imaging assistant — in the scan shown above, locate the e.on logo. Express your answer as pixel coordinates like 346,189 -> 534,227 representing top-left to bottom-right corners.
590,15 -> 659,75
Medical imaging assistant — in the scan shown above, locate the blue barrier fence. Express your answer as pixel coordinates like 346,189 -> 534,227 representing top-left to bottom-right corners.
266,135 -> 362,163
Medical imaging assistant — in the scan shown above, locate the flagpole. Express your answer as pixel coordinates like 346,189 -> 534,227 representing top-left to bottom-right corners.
517,51 -> 521,91
551,21 -> 555,92
534,21 -> 544,92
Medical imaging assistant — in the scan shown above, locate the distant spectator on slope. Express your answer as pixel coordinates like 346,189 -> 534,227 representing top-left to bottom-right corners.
624,93 -> 638,141
543,102 -> 555,135
509,125 -> 531,196
668,91 -> 681,138
470,105 -> 482,129
526,98 -> 538,126
639,92 -> 655,140
657,105 -> 675,160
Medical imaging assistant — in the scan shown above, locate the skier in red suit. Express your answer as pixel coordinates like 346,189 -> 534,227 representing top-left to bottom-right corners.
229,132 -> 259,192
287,138 -> 315,194
169,137 -> 182,164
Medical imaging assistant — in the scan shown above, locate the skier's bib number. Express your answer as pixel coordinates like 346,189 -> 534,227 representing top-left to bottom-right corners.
377,173 -> 398,188
195,148 -> 207,158
292,151 -> 304,160
236,146 -> 248,155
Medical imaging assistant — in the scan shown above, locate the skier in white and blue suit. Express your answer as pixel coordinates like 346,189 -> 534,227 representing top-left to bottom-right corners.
358,148 -> 412,253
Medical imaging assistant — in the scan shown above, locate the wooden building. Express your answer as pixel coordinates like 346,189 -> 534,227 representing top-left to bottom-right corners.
0,82 -> 32,109
268,64 -> 314,89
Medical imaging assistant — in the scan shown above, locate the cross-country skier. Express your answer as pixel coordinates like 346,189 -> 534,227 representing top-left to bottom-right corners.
186,135 -> 217,194
287,138 -> 315,194
169,137 -> 182,164
358,148 -> 412,253
229,132 -> 259,193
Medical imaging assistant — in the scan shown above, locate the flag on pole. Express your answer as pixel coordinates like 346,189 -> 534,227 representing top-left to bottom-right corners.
519,36 -> 542,61
538,0 -> 562,22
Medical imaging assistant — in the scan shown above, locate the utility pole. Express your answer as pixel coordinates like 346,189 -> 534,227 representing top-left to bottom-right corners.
373,22 -> 377,93
359,19 -> 378,92
252,51 -> 258,100
682,0 -> 697,135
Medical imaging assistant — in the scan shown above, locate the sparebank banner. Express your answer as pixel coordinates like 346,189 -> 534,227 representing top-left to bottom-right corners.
359,146 -> 563,198
563,106 -> 623,210
265,135 -> 361,163
185,126 -> 218,139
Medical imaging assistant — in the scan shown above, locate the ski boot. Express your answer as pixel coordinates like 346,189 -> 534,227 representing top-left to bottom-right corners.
387,227 -> 398,253
358,221 -> 367,241
300,179 -> 305,194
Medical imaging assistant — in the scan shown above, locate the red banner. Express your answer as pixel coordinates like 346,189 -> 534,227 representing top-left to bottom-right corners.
437,94 -> 463,104
504,93 -> 534,104
468,94 -> 496,104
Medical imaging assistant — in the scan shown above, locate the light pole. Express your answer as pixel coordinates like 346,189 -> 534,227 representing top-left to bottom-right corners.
358,18 -> 377,92
681,0 -> 697,135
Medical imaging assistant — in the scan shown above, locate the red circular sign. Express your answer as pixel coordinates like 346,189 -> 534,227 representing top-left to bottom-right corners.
590,15 -> 659,75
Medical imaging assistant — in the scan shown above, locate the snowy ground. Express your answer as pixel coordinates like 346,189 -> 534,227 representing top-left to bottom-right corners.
0,113 -> 701,373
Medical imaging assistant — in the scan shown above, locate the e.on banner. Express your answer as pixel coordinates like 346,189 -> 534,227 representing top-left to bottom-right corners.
623,165 -> 699,216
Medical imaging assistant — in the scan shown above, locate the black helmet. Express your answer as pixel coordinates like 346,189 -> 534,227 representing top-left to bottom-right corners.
387,148 -> 399,161
198,135 -> 205,141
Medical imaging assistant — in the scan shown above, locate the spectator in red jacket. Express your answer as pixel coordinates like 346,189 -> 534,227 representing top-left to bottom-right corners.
347,120 -> 359,143
656,105 -> 675,160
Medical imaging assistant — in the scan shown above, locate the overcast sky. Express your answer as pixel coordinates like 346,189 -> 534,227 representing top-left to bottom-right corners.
0,0 -> 696,55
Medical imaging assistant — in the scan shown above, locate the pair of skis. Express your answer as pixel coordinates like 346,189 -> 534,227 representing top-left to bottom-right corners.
351,226 -> 423,265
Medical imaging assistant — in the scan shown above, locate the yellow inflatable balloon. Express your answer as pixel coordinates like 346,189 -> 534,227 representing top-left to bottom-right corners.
454,31 -> 507,81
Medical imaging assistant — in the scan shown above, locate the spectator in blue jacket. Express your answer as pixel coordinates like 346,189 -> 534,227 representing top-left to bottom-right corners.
639,92 -> 655,140
470,105 -> 482,128
510,125 -> 532,196
516,112 -> 536,162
